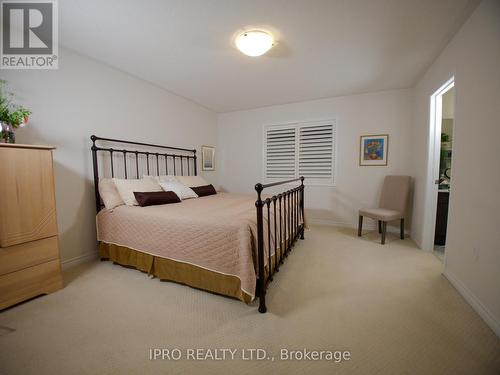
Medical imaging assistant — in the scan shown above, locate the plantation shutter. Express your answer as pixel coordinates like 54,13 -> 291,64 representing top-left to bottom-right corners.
264,120 -> 336,185
264,126 -> 297,179
298,122 -> 335,183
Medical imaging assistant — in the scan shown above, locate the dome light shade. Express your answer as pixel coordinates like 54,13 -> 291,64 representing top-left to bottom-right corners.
235,30 -> 274,57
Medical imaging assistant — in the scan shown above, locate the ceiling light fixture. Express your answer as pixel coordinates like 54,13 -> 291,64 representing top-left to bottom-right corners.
235,30 -> 274,57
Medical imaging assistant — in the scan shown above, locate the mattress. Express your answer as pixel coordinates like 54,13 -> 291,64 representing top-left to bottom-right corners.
96,192 -> 275,301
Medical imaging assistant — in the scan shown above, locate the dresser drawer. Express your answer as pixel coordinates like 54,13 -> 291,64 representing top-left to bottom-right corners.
0,259 -> 63,310
0,236 -> 59,276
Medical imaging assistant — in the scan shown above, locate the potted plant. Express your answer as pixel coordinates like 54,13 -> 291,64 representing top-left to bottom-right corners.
0,80 -> 31,144
441,132 -> 452,151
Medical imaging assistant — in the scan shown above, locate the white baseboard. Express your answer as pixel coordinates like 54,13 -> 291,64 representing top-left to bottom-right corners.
308,218 -> 358,228
308,218 -> 410,234
444,270 -> 500,338
61,251 -> 98,269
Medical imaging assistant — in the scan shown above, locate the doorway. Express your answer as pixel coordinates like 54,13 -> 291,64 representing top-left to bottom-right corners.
425,77 -> 455,262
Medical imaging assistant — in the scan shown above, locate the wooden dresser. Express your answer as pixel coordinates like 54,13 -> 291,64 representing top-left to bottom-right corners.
0,143 -> 63,310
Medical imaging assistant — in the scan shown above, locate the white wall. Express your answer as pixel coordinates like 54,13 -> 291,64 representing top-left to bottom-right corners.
442,88 -> 455,119
217,88 -> 414,229
411,0 -> 500,336
1,48 -> 217,263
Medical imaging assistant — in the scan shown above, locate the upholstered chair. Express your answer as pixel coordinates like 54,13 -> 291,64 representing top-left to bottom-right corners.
358,175 -> 412,244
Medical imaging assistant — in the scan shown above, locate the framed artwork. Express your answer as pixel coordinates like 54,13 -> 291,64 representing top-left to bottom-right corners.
359,134 -> 388,166
201,145 -> 215,171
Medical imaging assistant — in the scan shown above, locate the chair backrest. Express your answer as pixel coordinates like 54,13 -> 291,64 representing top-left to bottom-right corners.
379,175 -> 412,215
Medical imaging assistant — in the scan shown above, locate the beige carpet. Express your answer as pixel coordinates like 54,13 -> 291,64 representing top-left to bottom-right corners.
0,226 -> 499,375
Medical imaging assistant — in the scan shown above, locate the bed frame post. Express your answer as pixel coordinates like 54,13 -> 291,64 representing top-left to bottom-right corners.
91,135 -> 101,213
255,183 -> 267,313
300,176 -> 305,240
193,149 -> 197,176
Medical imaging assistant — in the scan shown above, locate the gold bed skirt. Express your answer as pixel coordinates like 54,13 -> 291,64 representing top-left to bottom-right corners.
99,242 -> 253,303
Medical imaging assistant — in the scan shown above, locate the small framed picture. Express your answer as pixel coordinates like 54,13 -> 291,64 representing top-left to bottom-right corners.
201,145 -> 215,171
359,134 -> 389,166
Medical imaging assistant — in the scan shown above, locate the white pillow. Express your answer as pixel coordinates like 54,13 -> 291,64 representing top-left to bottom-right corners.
159,175 -> 178,183
159,180 -> 198,200
143,175 -> 177,183
99,179 -> 124,209
175,175 -> 209,188
142,175 -> 159,183
113,178 -> 163,206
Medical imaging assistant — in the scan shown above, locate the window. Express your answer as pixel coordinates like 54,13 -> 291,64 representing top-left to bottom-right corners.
264,120 -> 336,185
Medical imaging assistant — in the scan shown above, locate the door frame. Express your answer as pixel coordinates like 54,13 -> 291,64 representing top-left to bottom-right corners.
423,76 -> 455,255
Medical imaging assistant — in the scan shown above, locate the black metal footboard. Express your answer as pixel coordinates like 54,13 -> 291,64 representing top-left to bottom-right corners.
255,177 -> 305,313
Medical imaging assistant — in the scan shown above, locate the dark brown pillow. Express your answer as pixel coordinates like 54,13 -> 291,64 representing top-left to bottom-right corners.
133,191 -> 181,207
191,184 -> 217,197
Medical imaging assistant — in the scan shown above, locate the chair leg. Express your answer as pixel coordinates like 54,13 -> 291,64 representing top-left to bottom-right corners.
381,221 -> 387,244
358,215 -> 363,237
378,220 -> 382,234
400,218 -> 405,240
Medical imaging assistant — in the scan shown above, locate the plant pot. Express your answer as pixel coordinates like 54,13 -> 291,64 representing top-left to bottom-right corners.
0,122 -> 15,143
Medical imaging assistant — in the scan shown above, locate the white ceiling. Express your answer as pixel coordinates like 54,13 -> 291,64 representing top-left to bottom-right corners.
60,0 -> 478,113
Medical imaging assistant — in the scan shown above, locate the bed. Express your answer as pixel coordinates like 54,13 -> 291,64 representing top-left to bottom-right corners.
91,135 -> 305,313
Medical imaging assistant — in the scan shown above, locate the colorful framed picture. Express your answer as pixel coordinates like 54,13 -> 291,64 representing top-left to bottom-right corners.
201,145 -> 215,171
359,134 -> 389,166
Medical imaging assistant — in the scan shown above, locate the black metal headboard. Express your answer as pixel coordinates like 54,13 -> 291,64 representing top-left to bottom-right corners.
91,135 -> 197,212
